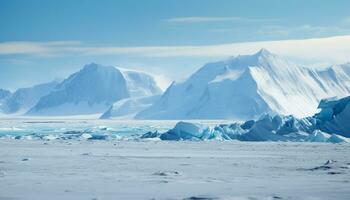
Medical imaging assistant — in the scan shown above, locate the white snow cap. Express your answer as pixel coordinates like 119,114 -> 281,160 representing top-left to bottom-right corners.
137,49 -> 350,120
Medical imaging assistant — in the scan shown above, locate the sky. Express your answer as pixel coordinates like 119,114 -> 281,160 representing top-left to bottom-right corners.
1,0 -> 350,91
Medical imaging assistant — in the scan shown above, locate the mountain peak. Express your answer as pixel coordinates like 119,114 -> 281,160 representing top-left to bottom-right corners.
83,62 -> 99,69
81,63 -> 119,74
255,48 -> 273,57
83,62 -> 113,71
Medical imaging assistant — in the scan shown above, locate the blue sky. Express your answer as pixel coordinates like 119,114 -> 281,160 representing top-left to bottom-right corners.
1,0 -> 350,90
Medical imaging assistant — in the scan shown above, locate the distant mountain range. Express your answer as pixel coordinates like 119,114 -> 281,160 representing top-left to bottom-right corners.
1,81 -> 59,114
0,63 -> 162,116
1,49 -> 349,119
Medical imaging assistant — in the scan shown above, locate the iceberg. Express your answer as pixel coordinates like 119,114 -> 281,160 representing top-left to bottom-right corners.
155,118 -> 348,143
306,130 -> 331,142
313,96 -> 350,137
159,121 -> 211,141
327,134 -> 350,143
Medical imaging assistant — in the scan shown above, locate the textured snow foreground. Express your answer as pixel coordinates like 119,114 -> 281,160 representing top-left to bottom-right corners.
0,140 -> 349,200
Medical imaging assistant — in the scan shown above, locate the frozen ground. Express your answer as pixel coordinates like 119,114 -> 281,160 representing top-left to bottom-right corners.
0,139 -> 349,200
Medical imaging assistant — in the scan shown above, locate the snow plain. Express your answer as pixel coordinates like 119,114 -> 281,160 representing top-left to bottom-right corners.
1,137 -> 350,200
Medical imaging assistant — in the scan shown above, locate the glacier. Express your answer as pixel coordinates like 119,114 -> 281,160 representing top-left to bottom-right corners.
136,49 -> 350,120
141,96 -> 350,143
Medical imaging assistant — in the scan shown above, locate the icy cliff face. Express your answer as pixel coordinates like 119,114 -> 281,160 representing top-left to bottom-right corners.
27,63 -> 162,116
314,96 -> 350,137
137,49 -> 350,120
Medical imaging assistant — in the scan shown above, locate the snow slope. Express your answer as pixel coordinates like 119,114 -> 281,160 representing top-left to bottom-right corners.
100,95 -> 161,119
0,81 -> 59,114
121,69 -> 162,97
137,49 -> 350,120
27,63 -> 162,116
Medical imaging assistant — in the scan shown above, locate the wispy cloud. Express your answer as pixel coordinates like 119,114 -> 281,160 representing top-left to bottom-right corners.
0,41 -> 81,57
1,35 -> 350,66
256,24 -> 350,37
165,16 -> 275,23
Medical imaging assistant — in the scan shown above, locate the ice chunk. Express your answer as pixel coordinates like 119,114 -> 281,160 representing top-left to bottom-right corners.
306,130 -> 331,142
154,112 -> 350,142
327,134 -> 349,143
160,121 -> 210,141
315,96 -> 350,137
140,131 -> 161,139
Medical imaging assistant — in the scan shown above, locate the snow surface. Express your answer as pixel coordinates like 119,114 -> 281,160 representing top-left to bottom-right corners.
0,139 -> 349,200
137,49 -> 350,120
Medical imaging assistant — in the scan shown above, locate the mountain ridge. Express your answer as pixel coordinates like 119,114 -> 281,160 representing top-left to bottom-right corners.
136,49 -> 350,120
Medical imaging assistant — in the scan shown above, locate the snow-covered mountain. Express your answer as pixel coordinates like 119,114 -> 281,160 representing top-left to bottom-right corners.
121,69 -> 162,97
136,49 -> 350,120
0,81 -> 59,114
27,63 -> 162,116
0,89 -> 12,114
0,89 -> 11,100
